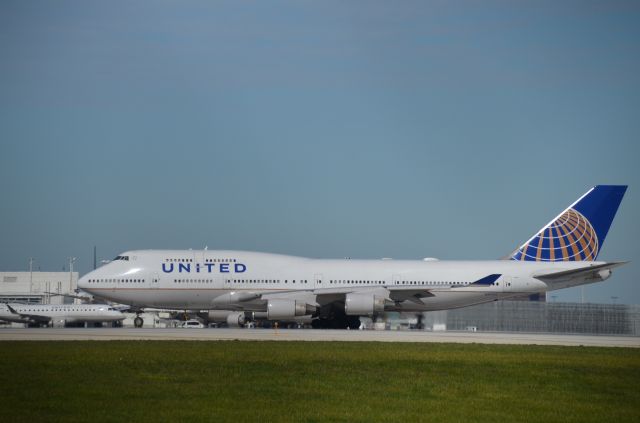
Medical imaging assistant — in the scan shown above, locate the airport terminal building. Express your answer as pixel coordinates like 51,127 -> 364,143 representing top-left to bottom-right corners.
0,272 -> 77,305
420,300 -> 640,336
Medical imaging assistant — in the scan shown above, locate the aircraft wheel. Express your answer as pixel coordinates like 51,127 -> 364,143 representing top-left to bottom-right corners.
134,316 -> 144,328
347,316 -> 361,330
311,318 -> 330,329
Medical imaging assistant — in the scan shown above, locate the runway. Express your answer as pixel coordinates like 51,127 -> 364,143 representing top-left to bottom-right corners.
0,328 -> 638,347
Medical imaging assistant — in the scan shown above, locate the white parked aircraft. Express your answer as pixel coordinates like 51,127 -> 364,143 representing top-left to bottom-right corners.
78,185 -> 627,328
0,303 -> 125,327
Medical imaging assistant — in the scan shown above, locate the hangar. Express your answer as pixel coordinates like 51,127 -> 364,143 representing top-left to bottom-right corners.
0,271 -> 78,305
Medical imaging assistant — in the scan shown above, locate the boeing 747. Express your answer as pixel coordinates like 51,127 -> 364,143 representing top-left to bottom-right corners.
78,185 -> 627,328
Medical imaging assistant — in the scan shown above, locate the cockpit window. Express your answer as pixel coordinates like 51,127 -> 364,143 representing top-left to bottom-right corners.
112,255 -> 130,261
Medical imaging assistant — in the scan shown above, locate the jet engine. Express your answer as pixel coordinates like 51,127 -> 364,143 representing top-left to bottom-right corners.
344,293 -> 385,316
267,299 -> 316,320
208,310 -> 246,327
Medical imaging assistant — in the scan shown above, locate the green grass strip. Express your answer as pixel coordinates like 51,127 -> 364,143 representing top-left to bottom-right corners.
0,341 -> 638,422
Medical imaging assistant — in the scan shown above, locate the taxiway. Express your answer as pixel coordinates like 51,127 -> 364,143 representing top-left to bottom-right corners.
0,328 -> 638,347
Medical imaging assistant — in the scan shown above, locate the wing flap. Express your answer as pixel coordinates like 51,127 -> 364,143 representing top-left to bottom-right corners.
311,286 -> 435,304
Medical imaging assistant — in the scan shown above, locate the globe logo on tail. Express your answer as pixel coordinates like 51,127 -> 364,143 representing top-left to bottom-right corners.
512,208 -> 599,261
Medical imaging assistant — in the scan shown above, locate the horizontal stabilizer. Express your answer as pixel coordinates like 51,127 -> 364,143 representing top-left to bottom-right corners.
534,261 -> 628,282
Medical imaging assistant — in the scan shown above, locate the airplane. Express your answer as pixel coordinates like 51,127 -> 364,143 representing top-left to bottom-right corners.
0,303 -> 125,327
78,185 -> 628,329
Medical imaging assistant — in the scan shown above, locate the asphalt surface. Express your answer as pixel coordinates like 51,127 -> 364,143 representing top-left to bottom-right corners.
0,328 -> 638,347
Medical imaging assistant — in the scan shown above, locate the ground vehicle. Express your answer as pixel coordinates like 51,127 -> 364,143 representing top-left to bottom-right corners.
180,319 -> 204,328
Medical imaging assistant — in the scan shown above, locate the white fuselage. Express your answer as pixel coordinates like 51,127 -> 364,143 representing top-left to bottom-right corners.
0,303 -> 125,325
78,250 -> 600,312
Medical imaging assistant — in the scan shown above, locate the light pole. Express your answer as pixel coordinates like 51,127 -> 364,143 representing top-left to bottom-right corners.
68,257 -> 77,297
28,257 -> 34,294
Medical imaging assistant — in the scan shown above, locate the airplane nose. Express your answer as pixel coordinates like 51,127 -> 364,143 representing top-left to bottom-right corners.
77,275 -> 89,289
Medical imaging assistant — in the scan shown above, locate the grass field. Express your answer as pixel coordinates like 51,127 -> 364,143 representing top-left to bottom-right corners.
0,341 -> 638,422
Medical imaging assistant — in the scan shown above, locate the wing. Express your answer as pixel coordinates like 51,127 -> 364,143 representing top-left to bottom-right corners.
45,291 -> 93,302
258,274 -> 502,308
6,304 -> 52,324
259,286 -> 429,306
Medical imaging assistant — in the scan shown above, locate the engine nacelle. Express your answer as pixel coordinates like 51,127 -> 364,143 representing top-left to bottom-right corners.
345,293 -> 385,316
267,299 -> 315,320
226,312 -> 245,327
208,310 -> 246,327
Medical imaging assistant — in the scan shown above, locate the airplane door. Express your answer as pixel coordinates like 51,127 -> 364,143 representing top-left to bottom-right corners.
393,274 -> 402,286
501,276 -> 513,293
214,275 -> 225,290
314,274 -> 323,289
150,273 -> 160,289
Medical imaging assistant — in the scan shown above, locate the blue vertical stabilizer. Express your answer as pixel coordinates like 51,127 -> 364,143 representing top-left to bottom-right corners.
510,185 -> 627,261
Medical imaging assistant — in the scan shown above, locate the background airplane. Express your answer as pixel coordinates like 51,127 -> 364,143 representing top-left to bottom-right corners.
0,303 -> 125,327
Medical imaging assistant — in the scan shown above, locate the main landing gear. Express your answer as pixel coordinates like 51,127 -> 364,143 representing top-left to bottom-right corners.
134,315 -> 144,328
312,315 -> 360,329
311,304 -> 361,329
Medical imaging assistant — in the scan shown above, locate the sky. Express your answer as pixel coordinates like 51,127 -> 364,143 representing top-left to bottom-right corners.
1,1 -> 638,304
